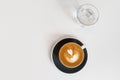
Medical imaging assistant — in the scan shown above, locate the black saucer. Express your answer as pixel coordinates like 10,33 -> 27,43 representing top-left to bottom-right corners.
52,38 -> 88,73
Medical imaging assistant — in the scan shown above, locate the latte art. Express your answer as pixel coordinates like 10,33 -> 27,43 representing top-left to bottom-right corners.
59,42 -> 84,68
65,50 -> 79,63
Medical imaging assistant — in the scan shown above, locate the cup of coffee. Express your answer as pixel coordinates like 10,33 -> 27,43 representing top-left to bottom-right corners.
52,37 -> 88,73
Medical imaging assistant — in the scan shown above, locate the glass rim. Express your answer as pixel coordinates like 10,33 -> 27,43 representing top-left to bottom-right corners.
76,3 -> 100,26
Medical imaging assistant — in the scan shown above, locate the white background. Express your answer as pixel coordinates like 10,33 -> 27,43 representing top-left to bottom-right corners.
0,0 -> 120,80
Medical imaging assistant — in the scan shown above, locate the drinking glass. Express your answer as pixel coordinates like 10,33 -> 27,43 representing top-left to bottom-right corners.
58,0 -> 99,26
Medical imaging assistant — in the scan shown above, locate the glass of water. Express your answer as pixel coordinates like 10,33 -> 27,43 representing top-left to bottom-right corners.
76,3 -> 99,26
58,0 -> 99,26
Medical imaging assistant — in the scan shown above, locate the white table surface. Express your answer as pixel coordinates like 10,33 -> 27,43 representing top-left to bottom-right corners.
0,0 -> 120,80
